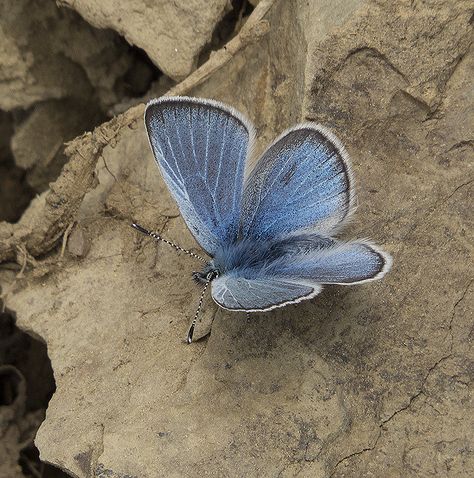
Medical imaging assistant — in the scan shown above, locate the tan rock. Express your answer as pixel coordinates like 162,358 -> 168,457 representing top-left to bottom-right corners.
11,99 -> 103,192
0,0 -> 133,111
2,0 -> 474,476
67,226 -> 92,258
58,0 -> 231,81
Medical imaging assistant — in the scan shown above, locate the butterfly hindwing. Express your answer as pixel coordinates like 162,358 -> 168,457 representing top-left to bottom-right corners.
264,238 -> 392,284
211,275 -> 322,311
211,236 -> 390,311
241,124 -> 354,241
145,97 -> 255,255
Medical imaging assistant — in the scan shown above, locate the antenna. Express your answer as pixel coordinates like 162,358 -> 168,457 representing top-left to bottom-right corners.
187,278 -> 211,344
131,223 -> 207,263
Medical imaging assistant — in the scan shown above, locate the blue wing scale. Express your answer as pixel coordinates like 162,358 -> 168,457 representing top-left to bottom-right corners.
212,276 -> 322,311
263,239 -> 392,285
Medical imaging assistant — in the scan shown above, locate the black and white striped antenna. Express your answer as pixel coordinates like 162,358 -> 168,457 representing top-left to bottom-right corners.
131,223 -> 207,263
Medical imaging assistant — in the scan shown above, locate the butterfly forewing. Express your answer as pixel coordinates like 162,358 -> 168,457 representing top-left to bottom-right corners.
145,97 -> 255,256
241,125 -> 354,241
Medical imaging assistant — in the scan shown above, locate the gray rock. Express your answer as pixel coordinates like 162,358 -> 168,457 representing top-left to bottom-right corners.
67,226 -> 92,258
11,99 -> 103,192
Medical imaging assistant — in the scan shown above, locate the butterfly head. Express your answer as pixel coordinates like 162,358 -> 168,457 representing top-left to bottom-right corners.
192,264 -> 219,285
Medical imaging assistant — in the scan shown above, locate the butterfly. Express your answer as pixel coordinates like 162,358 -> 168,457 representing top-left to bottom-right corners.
133,96 -> 392,343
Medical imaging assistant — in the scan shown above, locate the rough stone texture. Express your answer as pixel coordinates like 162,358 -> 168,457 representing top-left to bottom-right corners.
0,368 -> 45,478
0,110 -> 36,222
67,226 -> 92,258
0,112 -> 35,223
58,0 -> 231,81
2,0 -> 473,477
0,0 -> 132,111
11,99 -> 104,192
0,161 -> 34,224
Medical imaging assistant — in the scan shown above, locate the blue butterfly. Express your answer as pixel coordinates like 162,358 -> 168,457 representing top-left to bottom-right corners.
133,96 -> 392,343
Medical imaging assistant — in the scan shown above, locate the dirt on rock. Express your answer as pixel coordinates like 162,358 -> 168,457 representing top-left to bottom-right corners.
0,1 -> 473,477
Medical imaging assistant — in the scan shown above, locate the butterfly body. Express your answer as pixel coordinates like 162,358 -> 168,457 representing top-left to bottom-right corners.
194,232 -> 333,282
192,238 -> 281,286
141,96 -> 392,321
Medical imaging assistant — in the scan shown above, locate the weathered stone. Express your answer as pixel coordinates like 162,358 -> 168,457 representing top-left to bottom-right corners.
0,309 -> 56,478
11,99 -> 103,192
0,159 -> 34,224
0,112 -> 34,223
67,226 -> 91,258
58,0 -> 231,81
2,0 -> 473,477
0,0 -> 133,111
0,111 -> 13,164
0,366 -> 29,478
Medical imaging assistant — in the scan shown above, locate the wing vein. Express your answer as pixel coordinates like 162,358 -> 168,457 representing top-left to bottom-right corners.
189,108 -> 197,166
213,117 -> 228,196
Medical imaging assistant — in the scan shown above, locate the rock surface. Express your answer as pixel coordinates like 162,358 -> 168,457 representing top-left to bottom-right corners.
58,0 -> 231,80
0,0 -> 133,111
2,0 -> 473,477
11,99 -> 104,192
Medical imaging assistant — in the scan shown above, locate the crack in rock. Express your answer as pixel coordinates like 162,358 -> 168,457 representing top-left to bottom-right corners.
329,279 -> 473,476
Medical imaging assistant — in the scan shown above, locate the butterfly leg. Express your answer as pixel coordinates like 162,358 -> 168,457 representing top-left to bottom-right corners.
131,222 -> 207,263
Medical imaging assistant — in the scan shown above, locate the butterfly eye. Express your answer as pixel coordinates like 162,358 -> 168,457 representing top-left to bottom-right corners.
206,271 -> 218,281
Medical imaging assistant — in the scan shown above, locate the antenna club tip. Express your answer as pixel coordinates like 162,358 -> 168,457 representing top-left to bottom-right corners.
187,324 -> 195,344
131,222 -> 150,235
